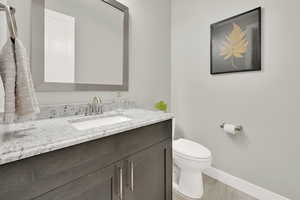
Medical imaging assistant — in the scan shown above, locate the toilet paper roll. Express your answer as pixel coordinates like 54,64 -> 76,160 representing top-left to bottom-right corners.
223,124 -> 237,135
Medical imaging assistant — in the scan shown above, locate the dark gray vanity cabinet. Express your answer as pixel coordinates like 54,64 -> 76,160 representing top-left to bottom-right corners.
34,161 -> 122,200
125,140 -> 172,200
0,120 -> 172,200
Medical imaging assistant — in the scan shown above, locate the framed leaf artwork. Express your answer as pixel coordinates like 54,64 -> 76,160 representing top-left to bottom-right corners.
210,7 -> 261,74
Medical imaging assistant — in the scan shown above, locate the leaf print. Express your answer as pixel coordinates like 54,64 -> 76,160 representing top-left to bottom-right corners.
219,23 -> 248,68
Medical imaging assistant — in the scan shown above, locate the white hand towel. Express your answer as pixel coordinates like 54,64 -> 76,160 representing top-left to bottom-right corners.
0,76 -> 4,113
0,38 -> 40,123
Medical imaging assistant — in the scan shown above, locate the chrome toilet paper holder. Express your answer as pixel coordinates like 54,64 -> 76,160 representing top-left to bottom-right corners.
220,122 -> 243,132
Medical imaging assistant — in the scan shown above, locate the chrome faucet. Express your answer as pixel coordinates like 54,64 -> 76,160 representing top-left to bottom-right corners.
85,97 -> 103,116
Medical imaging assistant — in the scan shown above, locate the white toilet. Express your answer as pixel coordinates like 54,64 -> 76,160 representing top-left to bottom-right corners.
173,139 -> 212,199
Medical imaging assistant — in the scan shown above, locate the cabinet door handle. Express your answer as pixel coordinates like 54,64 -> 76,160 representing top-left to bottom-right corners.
129,161 -> 134,192
119,167 -> 123,200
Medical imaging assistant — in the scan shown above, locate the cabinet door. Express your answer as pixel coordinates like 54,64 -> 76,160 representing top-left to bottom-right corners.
125,140 -> 172,200
34,162 -> 124,200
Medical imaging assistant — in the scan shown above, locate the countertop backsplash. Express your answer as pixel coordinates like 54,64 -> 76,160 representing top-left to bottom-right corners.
0,99 -> 137,123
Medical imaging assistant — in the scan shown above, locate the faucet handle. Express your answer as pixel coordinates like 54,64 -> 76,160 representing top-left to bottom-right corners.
97,97 -> 104,114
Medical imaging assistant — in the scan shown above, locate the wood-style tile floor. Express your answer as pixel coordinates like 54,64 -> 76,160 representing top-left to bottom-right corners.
173,175 -> 257,200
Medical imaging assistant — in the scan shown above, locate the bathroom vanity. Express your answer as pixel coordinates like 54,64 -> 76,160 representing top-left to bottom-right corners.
0,109 -> 173,200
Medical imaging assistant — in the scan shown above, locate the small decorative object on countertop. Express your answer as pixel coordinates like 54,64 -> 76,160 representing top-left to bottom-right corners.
155,101 -> 168,112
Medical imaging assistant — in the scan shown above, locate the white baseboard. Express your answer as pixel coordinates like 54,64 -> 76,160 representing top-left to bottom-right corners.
203,167 -> 291,200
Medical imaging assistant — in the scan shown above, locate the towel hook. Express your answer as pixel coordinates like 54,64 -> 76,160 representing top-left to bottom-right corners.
0,2 -> 18,40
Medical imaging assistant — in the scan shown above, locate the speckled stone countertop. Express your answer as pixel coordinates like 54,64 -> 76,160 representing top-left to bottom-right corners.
0,109 -> 173,166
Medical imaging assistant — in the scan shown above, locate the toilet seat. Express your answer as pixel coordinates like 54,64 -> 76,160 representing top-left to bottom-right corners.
175,151 -> 211,162
174,139 -> 211,161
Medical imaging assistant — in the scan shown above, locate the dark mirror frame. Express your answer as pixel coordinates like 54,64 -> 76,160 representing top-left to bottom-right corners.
31,0 -> 129,91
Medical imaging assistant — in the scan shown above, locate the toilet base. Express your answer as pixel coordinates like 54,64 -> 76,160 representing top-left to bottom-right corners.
173,185 -> 201,200
174,170 -> 204,199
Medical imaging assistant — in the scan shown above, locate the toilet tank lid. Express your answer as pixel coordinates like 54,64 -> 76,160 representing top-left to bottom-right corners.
173,139 -> 211,159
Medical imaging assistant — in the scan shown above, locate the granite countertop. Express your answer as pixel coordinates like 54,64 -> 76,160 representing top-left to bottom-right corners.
0,109 -> 173,166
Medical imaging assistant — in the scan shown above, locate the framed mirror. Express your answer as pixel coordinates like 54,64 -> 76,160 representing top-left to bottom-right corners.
31,0 -> 129,91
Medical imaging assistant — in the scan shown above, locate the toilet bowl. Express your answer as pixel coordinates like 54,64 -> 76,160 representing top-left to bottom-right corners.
173,139 -> 212,199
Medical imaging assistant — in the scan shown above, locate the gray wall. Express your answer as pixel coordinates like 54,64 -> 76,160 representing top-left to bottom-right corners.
8,0 -> 171,109
172,0 -> 300,199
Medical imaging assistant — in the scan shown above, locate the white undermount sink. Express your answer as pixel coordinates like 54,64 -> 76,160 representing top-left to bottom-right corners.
70,115 -> 132,131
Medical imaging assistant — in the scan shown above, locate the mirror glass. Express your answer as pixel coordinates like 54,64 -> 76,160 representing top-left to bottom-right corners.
31,0 -> 129,91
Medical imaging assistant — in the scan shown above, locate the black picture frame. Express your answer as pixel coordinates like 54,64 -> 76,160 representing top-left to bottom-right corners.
210,7 -> 262,74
